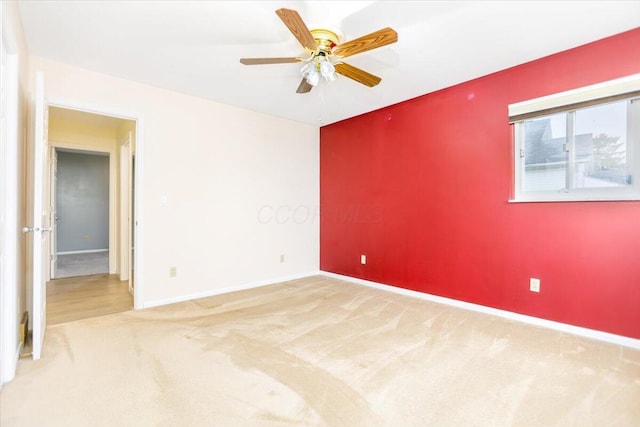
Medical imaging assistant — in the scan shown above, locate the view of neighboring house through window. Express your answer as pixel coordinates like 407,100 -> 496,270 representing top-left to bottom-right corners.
511,78 -> 640,202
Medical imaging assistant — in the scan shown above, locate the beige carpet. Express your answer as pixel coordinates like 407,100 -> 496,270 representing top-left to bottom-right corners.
1,276 -> 639,426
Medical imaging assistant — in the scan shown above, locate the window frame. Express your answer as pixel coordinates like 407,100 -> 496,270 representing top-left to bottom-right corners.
509,74 -> 640,203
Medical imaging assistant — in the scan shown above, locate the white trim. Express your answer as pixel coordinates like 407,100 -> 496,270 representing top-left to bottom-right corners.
508,73 -> 640,120
50,141 -> 111,154
47,99 -> 139,122
508,196 -> 640,203
132,116 -> 144,309
119,134 -> 131,282
320,271 -> 640,350
57,249 -> 108,255
143,271 -> 320,309
49,147 -> 57,279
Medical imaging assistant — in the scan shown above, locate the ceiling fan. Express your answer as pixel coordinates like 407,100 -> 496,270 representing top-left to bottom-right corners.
240,8 -> 398,94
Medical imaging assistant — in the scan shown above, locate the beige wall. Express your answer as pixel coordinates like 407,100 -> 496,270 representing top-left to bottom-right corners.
30,56 -> 319,306
1,0 -> 30,385
49,114 -> 118,149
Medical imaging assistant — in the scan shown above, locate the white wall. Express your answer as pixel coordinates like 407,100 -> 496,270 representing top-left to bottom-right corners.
1,0 -> 30,386
30,56 -> 319,306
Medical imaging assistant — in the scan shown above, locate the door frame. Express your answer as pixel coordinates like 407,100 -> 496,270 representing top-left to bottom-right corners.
119,133 -> 132,285
48,147 -> 57,279
49,142 -> 116,279
47,99 -> 145,310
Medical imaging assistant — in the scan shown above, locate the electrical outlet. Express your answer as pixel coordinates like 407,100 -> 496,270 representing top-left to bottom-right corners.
361,254 -> 366,265
280,254 -> 285,263
169,266 -> 177,277
530,278 -> 540,293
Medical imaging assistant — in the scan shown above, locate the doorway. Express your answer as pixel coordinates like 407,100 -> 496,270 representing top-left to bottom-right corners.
46,106 -> 136,323
53,148 -> 110,279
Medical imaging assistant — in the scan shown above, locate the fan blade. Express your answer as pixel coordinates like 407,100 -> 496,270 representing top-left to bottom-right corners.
276,8 -> 318,52
240,57 -> 302,65
296,78 -> 313,94
332,27 -> 397,58
334,62 -> 382,87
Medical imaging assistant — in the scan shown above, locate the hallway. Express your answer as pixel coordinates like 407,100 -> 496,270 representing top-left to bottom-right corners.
55,252 -> 109,279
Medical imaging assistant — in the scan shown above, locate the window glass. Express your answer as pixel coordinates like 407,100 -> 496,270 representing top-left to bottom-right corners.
511,75 -> 640,202
514,97 -> 639,201
573,101 -> 631,189
523,113 -> 567,192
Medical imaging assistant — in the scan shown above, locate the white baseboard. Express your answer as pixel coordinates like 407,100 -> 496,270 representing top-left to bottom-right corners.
143,271 -> 320,309
320,271 -> 640,350
57,249 -> 108,255
139,270 -> 640,350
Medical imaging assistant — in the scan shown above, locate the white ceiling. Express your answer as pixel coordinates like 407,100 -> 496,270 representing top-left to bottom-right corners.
18,1 -> 640,126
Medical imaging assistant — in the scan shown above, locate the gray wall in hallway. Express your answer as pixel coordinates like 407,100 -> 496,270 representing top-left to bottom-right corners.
56,150 -> 109,253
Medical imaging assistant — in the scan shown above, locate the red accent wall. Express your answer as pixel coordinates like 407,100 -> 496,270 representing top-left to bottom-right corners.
320,28 -> 640,339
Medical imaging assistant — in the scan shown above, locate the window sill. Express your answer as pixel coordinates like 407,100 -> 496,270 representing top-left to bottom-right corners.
508,197 -> 640,203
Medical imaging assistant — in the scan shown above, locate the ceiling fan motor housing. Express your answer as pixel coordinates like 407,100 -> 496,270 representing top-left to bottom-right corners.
309,29 -> 343,56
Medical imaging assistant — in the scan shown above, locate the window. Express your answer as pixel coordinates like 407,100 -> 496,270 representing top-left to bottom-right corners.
510,74 -> 640,202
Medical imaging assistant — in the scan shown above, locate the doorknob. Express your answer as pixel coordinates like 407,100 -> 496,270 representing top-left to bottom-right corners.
22,226 -> 39,233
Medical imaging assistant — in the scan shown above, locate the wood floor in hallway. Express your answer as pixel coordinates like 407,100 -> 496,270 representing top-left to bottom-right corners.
46,274 -> 133,325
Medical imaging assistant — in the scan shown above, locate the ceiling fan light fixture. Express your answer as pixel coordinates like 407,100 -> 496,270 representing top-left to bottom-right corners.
319,58 -> 336,82
300,61 -> 315,76
307,69 -> 320,86
300,56 -> 336,86
300,61 -> 319,86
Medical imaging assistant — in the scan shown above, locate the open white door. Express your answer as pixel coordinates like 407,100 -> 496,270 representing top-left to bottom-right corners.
24,72 -> 48,360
